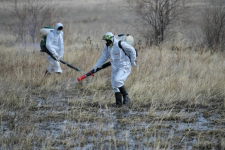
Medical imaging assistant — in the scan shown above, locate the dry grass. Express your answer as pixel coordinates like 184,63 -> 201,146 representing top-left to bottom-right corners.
2,37 -> 225,108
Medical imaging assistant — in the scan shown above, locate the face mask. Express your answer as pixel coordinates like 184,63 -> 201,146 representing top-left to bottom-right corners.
56,30 -> 62,34
106,40 -> 113,47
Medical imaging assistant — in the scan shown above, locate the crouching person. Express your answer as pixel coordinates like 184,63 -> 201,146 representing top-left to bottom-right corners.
92,32 -> 136,106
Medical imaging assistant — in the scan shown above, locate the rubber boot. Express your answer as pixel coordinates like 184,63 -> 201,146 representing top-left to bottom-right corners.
45,70 -> 51,76
119,86 -> 130,104
115,92 -> 122,106
56,72 -> 62,75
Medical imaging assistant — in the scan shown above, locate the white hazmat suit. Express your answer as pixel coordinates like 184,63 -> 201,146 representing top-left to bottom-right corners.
93,38 -> 136,92
46,23 -> 64,73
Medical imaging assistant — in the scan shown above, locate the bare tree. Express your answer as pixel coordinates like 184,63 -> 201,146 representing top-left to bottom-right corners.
200,0 -> 225,51
2,0 -> 56,44
127,0 -> 188,45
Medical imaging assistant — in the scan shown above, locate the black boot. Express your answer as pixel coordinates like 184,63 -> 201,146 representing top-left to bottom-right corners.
56,72 -> 62,75
45,70 -> 51,76
119,86 -> 130,104
115,92 -> 122,106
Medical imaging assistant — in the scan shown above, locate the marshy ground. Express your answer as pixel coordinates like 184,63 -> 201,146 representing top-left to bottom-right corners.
1,86 -> 225,149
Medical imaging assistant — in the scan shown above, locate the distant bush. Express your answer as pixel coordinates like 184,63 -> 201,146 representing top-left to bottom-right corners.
200,0 -> 225,51
2,0 -> 57,44
127,0 -> 189,45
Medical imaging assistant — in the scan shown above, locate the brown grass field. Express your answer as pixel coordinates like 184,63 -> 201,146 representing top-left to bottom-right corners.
0,0 -> 225,149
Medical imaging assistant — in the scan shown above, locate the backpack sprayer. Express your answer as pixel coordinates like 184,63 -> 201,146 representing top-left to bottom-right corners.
77,33 -> 137,82
40,26 -> 81,71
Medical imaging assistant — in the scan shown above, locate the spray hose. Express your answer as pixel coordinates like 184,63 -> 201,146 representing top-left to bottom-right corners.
40,46 -> 81,71
77,62 -> 111,82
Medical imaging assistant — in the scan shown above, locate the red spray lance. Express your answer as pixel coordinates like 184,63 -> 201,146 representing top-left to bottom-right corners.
77,62 -> 111,81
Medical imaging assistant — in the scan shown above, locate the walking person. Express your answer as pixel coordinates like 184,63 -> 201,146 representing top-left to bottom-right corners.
45,23 -> 64,75
92,32 -> 137,105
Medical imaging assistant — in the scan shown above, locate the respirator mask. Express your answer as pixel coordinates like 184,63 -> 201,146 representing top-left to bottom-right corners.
57,26 -> 63,34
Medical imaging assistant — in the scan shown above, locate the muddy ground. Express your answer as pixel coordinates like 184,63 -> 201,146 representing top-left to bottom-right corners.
1,84 -> 225,150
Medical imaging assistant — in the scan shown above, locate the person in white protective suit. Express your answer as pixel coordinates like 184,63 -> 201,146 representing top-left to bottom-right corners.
45,23 -> 64,74
92,32 -> 137,105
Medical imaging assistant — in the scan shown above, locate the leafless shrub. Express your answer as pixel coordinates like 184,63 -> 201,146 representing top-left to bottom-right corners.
2,0 -> 57,44
200,0 -> 225,51
127,0 -> 189,45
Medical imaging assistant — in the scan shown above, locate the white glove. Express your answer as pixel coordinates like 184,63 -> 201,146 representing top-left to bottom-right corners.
53,53 -> 59,61
92,66 -> 98,72
131,61 -> 137,67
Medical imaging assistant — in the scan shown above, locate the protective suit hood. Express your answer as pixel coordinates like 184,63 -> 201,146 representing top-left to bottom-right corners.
54,23 -> 63,34
55,23 -> 63,30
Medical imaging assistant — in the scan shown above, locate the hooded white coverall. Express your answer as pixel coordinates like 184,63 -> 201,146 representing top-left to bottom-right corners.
93,38 -> 136,92
46,23 -> 64,73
